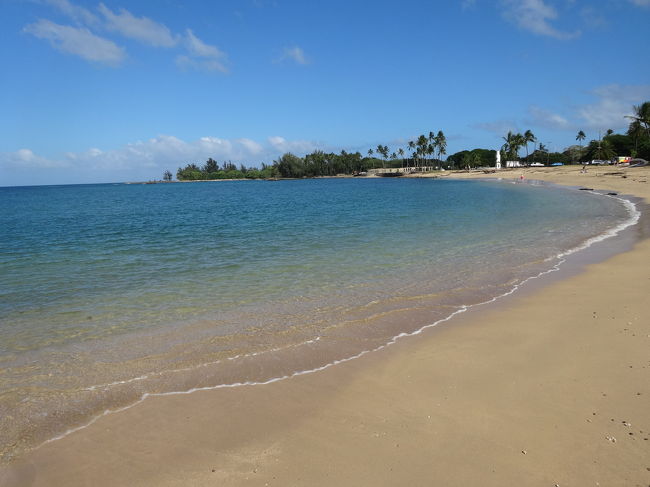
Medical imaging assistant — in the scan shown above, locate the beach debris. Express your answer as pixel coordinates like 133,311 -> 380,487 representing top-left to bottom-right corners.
606,436 -> 617,443
521,450 -> 527,455
622,421 -> 631,427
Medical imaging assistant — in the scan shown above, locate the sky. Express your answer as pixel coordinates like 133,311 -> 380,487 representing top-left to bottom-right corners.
1,0 -> 649,185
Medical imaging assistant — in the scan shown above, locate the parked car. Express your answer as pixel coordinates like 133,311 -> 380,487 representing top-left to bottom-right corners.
530,162 -> 544,167
590,160 -> 608,165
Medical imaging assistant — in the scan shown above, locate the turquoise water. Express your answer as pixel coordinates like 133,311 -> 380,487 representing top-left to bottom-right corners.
0,177 -> 636,461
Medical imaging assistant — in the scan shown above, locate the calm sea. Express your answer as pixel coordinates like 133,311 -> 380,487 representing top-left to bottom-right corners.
0,177 -> 638,461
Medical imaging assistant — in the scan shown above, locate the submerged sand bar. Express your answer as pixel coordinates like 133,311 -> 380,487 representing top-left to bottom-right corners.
1,166 -> 649,486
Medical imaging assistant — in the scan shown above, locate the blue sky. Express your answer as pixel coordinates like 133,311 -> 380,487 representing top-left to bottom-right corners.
1,0 -> 649,185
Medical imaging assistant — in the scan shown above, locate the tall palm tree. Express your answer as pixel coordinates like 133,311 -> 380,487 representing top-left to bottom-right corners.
408,140 -> 416,168
428,131 -> 437,166
576,130 -> 586,163
627,120 -> 643,155
436,130 -> 447,162
523,130 -> 536,162
376,145 -> 389,168
398,148 -> 405,168
417,135 -> 429,169
514,133 -> 525,160
502,131 -> 522,161
625,101 -> 650,138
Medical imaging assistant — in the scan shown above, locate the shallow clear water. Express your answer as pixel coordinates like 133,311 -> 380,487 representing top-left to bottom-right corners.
0,177 -> 635,461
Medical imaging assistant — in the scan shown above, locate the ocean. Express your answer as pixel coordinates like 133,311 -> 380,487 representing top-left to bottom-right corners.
0,177 -> 639,462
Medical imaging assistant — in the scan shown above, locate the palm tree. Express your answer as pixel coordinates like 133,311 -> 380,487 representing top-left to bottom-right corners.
523,130 -> 536,162
625,101 -> 650,138
585,138 -> 615,161
428,131 -> 437,166
502,131 -> 522,161
376,145 -> 389,168
514,133 -> 525,161
408,140 -> 416,168
576,130 -> 586,163
627,120 -> 643,156
398,148 -> 405,168
417,135 -> 429,169
436,130 -> 447,163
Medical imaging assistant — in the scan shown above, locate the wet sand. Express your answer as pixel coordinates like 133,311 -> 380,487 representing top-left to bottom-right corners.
2,166 -> 649,486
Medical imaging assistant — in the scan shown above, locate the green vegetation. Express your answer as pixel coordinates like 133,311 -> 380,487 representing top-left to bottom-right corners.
446,149 -> 496,168
167,102 -> 650,181
175,158 -> 278,180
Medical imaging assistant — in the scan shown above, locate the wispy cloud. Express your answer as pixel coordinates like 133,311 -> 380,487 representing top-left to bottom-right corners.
2,149 -> 69,168
176,29 -> 228,73
268,136 -> 319,153
23,19 -> 125,65
26,1 -> 230,73
98,3 -> 178,47
629,0 -> 650,6
1,135 -> 319,176
461,0 -> 477,10
472,119 -> 519,135
500,0 -> 580,39
277,46 -> 309,65
44,0 -> 99,25
576,84 -> 650,130
527,105 -> 571,130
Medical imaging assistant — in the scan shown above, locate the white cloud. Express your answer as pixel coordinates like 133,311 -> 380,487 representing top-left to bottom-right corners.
527,105 -> 571,130
268,136 -> 318,154
576,84 -> 650,130
472,120 -> 519,135
1,149 -> 69,168
177,30 -> 228,73
500,0 -> 580,39
44,0 -> 99,25
1,135 -> 319,177
98,3 -> 178,47
629,0 -> 650,6
23,19 -> 125,65
184,29 -> 223,58
277,46 -> 309,65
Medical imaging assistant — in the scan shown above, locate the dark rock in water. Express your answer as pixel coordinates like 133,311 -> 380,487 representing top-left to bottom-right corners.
607,192 -> 618,196
579,188 -> 594,191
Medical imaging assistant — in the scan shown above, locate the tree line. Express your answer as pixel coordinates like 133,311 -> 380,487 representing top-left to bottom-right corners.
169,102 -> 650,180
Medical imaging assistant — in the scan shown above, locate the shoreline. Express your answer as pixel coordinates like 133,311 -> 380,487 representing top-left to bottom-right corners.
1,166 -> 649,486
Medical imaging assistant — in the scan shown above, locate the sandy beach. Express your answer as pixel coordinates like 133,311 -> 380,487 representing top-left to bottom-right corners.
2,166 -> 649,487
